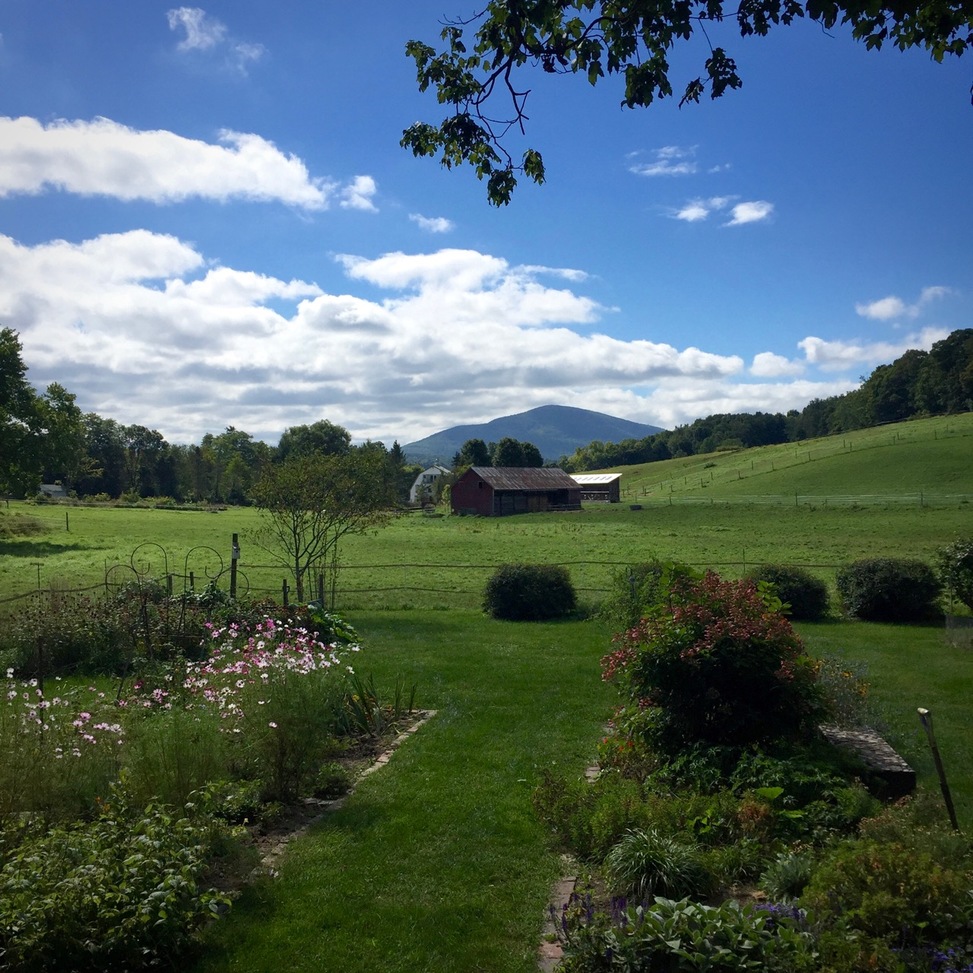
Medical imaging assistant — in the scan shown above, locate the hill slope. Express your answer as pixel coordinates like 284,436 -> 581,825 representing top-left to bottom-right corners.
608,413 -> 973,502
402,404 -> 664,466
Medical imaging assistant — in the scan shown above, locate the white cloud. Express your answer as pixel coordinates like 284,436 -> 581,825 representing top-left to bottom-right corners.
4,232 -> 767,445
724,201 -> 774,226
167,7 -> 265,74
671,196 -> 771,225
855,285 -> 953,321
167,7 -> 226,51
674,200 -> 711,222
8,231 -> 945,448
750,352 -> 804,378
630,145 -> 698,177
339,175 -> 378,211
409,213 -> 455,233
798,328 -> 950,371
0,116 -> 348,209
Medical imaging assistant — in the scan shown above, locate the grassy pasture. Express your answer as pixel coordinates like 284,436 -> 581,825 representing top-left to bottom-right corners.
3,412 -> 971,611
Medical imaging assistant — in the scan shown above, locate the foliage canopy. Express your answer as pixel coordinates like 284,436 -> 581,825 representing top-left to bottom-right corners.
402,0 -> 973,204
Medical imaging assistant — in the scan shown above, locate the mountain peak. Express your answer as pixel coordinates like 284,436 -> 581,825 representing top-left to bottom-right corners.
402,404 -> 664,466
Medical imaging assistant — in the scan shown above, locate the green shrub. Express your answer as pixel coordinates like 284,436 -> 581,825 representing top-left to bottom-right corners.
745,564 -> 830,621
482,563 -> 577,621
0,789 -> 231,972
835,557 -> 942,622
602,571 -> 826,755
532,770 -> 655,860
800,837 -> 973,948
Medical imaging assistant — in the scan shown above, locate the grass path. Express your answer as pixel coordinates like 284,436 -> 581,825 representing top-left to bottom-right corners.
193,612 -> 617,973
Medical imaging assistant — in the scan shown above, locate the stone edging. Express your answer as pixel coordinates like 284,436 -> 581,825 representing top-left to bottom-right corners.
253,709 -> 438,879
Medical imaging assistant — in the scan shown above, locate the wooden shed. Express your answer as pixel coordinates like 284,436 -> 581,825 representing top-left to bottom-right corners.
451,467 -> 582,517
571,473 -> 622,503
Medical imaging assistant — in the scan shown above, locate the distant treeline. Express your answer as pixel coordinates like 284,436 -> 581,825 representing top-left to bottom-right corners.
562,329 -> 973,471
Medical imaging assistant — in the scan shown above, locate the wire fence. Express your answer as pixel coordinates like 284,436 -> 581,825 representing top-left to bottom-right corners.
1,555 -> 850,614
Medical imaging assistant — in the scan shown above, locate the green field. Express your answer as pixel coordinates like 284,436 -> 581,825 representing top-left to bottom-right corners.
3,413 -> 972,611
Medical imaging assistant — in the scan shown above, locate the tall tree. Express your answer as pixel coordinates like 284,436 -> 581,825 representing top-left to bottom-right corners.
402,1 -> 973,204
277,420 -> 352,462
491,436 -> 526,467
0,327 -> 41,496
251,446 -> 397,604
37,383 -> 88,489
453,437 -> 492,468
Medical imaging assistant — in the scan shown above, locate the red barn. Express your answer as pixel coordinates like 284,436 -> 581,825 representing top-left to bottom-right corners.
450,467 -> 582,517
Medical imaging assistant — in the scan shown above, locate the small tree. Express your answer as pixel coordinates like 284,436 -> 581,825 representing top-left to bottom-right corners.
251,447 -> 396,604
937,537 -> 973,613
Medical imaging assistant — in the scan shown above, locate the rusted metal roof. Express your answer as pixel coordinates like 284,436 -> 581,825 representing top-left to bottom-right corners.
468,467 -> 579,490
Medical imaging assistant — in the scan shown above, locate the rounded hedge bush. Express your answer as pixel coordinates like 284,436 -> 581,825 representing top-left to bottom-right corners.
483,563 -> 577,621
746,564 -> 830,621
835,557 -> 942,622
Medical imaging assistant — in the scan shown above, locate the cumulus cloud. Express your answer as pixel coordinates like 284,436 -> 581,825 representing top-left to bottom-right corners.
798,328 -> 950,371
630,145 -> 698,177
855,285 -> 953,321
3,231 -> 773,444
167,7 -> 265,74
750,352 -> 804,378
0,116 -> 382,210
339,175 -> 378,211
671,196 -> 773,225
6,230 -> 936,446
725,201 -> 774,226
409,213 -> 455,233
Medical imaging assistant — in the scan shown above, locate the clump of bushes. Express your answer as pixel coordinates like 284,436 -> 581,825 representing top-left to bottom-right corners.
482,563 -> 576,620
835,557 -> 942,622
745,564 -> 830,621
541,565 -> 973,973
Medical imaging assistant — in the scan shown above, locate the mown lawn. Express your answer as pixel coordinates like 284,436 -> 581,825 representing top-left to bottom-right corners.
193,612 -> 616,973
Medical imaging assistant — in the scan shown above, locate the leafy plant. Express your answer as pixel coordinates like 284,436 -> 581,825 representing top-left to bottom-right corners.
598,559 -> 697,630
745,564 -> 830,621
482,562 -> 577,621
0,787 -> 231,973
835,557 -> 942,622
554,893 -> 818,973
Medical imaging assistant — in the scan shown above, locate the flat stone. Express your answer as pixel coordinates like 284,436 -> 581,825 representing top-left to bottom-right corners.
819,724 -> 916,799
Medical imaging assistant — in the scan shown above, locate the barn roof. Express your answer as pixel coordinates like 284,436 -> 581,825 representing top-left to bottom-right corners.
467,467 -> 579,490
571,473 -> 622,485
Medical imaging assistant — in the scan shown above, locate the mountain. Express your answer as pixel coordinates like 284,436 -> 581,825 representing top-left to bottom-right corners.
402,405 -> 665,467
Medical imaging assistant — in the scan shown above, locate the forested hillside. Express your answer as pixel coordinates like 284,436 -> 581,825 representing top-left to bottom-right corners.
563,329 -> 973,470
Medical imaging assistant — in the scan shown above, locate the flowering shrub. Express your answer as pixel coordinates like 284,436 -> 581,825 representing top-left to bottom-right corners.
602,572 -> 825,755
0,674 -> 123,823
177,616 -> 359,800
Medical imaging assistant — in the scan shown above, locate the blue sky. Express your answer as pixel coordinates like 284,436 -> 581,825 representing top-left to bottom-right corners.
1,2 -> 970,447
